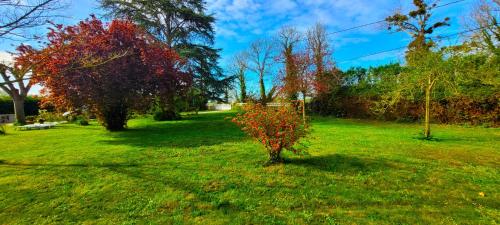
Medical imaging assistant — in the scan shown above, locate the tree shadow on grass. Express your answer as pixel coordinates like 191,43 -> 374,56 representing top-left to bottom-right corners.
0,159 -> 140,168
286,154 -> 401,174
106,165 -> 247,214
0,159 -> 246,216
410,130 -> 497,143
99,112 -> 247,149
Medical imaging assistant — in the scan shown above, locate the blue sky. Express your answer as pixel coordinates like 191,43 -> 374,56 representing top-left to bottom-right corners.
210,0 -> 471,92
0,0 -> 474,94
209,0 -> 471,67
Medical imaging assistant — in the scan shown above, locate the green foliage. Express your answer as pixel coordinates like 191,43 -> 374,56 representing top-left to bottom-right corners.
153,109 -> 181,121
0,95 -> 40,116
78,120 -> 89,126
183,88 -> 206,112
0,112 -> 498,224
311,49 -> 499,126
151,97 -> 183,121
185,44 -> 235,103
385,0 -> 450,54
230,103 -> 245,113
36,110 -> 64,122
0,124 -> 5,135
101,0 -> 233,105
74,115 -> 89,126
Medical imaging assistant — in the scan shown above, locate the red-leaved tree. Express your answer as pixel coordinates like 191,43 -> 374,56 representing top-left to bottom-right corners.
232,104 -> 308,163
277,51 -> 315,123
33,17 -> 190,131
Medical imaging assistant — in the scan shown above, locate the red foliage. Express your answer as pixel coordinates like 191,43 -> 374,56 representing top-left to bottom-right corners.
232,104 -> 308,163
313,65 -> 342,95
13,45 -> 39,69
278,50 -> 340,100
33,17 -> 190,130
278,51 -> 315,100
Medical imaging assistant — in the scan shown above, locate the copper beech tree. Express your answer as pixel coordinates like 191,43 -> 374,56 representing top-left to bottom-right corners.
34,17 -> 190,131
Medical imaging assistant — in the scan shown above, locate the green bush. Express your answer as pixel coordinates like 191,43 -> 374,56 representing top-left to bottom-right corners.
75,115 -> 89,126
231,103 -> 245,112
0,124 -> 6,135
0,96 -> 41,116
37,110 -> 64,122
153,110 -> 180,121
78,120 -> 90,126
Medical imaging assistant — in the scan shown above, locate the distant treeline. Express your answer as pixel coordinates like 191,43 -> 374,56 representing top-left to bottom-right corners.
310,63 -> 499,127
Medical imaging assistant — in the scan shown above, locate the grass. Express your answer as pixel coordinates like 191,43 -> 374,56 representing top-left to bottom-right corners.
0,111 -> 499,224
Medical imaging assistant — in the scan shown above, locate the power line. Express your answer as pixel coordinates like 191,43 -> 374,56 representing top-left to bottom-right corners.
318,0 -> 468,38
0,27 -> 488,86
434,0 -> 468,8
326,20 -> 386,36
337,26 -> 489,64
337,46 -> 406,64
0,26 -> 491,86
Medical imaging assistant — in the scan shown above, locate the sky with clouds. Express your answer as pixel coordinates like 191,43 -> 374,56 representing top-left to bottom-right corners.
208,0 -> 472,67
0,0 -> 475,94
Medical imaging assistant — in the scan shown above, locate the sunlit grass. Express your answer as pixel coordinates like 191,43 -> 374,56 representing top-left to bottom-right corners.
0,112 -> 498,224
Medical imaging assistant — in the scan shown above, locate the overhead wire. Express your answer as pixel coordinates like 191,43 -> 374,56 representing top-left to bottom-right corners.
336,25 -> 491,64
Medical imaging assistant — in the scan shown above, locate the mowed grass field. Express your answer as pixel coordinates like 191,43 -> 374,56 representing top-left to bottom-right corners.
0,111 -> 499,224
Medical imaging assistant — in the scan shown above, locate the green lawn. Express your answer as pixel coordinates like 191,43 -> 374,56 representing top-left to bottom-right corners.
0,112 -> 499,224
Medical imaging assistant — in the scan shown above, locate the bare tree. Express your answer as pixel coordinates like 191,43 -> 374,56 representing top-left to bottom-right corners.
466,0 -> 500,55
278,26 -> 301,100
0,0 -> 64,39
229,52 -> 248,103
307,22 -> 334,94
294,51 -> 314,124
247,39 -> 275,104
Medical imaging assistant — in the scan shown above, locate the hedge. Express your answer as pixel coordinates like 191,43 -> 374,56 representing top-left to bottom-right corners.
0,96 -> 41,116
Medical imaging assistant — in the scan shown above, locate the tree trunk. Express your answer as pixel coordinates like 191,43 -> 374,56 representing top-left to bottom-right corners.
424,87 -> 431,139
102,102 -> 128,131
240,79 -> 246,103
302,93 -> 307,125
13,96 -> 26,125
259,75 -> 266,104
268,150 -> 282,164
157,94 -> 180,121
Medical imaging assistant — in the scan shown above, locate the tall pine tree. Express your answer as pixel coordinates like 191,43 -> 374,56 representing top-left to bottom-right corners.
100,0 -> 231,117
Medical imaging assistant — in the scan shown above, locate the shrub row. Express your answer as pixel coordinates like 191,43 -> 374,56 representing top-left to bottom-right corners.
0,96 -> 41,116
310,94 -> 499,127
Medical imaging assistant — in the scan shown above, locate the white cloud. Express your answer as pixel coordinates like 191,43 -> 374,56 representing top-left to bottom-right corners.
207,0 -> 397,41
0,51 -> 13,65
268,0 -> 298,14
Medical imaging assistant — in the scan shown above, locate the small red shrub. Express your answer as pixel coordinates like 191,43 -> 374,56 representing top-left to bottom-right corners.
232,104 -> 308,163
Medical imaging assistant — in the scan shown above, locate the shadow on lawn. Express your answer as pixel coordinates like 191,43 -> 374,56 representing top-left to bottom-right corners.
106,165 -> 247,213
411,135 -> 492,143
0,159 -> 246,214
287,154 -> 397,174
0,159 -> 140,168
100,112 -> 246,149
